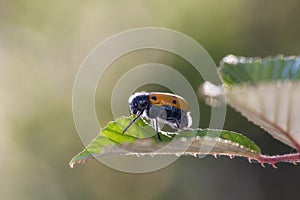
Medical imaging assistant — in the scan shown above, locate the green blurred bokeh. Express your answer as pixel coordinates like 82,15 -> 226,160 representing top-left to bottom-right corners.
1,0 -> 300,200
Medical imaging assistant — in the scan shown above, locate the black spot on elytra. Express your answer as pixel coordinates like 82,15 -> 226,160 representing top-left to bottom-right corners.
151,96 -> 157,101
172,100 -> 177,104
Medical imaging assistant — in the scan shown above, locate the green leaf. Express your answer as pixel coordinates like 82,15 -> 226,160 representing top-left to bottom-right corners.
202,55 -> 300,150
69,116 -> 260,168
220,55 -> 300,87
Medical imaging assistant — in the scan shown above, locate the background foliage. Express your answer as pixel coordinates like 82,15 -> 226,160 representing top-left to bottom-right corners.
1,0 -> 300,200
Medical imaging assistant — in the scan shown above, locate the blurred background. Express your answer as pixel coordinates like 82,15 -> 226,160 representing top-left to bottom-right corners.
1,0 -> 300,199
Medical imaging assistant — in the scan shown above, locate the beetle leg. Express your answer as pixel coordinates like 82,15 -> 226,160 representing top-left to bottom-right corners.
154,118 -> 162,141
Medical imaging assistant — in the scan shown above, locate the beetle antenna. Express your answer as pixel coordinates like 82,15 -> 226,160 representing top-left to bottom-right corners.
123,111 -> 143,133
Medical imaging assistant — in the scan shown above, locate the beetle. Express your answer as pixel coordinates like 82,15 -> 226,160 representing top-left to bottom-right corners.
122,92 -> 192,140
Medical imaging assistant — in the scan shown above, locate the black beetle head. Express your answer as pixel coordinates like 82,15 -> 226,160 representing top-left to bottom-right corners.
129,93 -> 149,115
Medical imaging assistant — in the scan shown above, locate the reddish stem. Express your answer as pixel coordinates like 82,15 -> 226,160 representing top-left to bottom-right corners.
256,153 -> 300,168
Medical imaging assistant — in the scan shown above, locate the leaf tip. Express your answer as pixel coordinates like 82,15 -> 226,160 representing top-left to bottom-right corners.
69,159 -> 76,168
69,162 -> 74,168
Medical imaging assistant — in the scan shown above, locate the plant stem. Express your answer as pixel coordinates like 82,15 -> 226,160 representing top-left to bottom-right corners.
258,153 -> 300,168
